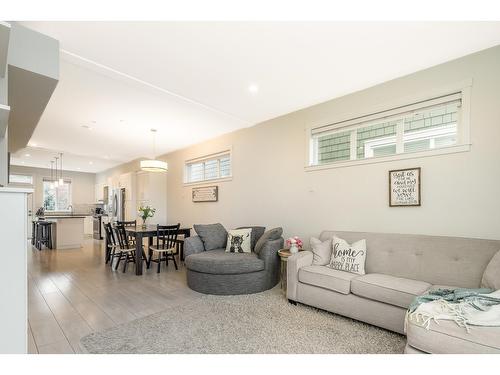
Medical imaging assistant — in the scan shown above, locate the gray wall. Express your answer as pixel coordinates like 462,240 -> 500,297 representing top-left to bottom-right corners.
161,45 -> 500,241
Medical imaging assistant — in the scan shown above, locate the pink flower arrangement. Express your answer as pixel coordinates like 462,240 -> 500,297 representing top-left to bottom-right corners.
286,236 -> 303,249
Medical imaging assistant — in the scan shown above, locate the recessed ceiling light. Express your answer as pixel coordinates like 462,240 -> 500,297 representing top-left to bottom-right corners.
89,161 -> 93,165
248,84 -> 259,94
25,153 -> 31,157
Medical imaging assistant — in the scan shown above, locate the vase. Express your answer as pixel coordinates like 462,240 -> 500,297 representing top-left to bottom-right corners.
289,243 -> 299,254
141,218 -> 147,229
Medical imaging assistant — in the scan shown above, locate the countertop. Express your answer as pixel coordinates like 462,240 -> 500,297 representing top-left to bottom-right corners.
43,215 -> 87,219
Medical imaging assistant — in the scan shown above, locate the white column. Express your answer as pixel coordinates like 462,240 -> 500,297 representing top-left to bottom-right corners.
0,187 -> 32,353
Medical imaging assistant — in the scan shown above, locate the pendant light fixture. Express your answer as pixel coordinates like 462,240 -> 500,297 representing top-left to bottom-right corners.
58,152 -> 64,186
140,128 -> 168,172
54,156 -> 59,187
50,161 -> 55,189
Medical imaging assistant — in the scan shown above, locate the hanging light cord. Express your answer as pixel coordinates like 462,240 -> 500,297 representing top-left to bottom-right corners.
151,129 -> 157,160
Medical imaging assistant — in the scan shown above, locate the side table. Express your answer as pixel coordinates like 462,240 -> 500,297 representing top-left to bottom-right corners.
278,249 -> 301,295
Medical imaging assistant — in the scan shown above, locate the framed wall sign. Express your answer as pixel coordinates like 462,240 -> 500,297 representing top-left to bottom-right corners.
192,186 -> 218,202
389,167 -> 421,207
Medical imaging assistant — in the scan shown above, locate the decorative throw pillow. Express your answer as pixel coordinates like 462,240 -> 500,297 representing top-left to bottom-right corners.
193,223 -> 228,251
328,236 -> 367,275
225,228 -> 252,253
481,250 -> 500,290
236,226 -> 266,251
310,237 -> 332,266
254,227 -> 283,254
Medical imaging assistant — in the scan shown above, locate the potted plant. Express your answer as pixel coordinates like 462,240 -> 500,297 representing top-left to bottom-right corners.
286,236 -> 303,254
138,205 -> 156,228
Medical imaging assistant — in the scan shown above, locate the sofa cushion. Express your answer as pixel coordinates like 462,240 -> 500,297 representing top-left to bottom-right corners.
351,273 -> 431,308
185,249 -> 265,275
298,265 -> 358,295
481,250 -> 500,290
255,227 -> 283,254
329,236 -> 367,275
310,237 -> 332,266
225,228 -> 252,253
407,315 -> 500,353
237,226 -> 265,251
193,223 -> 228,251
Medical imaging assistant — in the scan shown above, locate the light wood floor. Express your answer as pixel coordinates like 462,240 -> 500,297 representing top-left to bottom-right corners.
28,238 -> 202,354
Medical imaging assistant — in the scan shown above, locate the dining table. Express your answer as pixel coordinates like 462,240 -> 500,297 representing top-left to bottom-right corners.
120,224 -> 191,275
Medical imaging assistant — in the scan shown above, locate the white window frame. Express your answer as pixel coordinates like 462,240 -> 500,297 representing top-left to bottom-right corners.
42,178 -> 73,212
183,149 -> 232,186
305,80 -> 472,171
9,173 -> 34,185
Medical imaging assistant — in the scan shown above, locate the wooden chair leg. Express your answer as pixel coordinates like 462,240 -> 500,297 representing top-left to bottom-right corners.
105,247 -> 111,264
123,255 -> 128,273
172,254 -> 178,270
115,252 -> 122,271
157,254 -> 161,273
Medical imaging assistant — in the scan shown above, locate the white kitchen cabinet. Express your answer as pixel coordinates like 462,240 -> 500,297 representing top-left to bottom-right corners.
136,171 -> 150,201
94,183 -> 103,202
119,173 -> 135,199
84,216 -> 93,236
108,175 -> 119,190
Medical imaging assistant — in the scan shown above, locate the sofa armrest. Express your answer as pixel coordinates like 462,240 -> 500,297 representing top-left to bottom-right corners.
286,250 -> 313,301
184,236 -> 205,258
258,237 -> 284,265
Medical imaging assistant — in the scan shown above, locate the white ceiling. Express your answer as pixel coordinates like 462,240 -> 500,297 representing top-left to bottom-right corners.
12,21 -> 500,173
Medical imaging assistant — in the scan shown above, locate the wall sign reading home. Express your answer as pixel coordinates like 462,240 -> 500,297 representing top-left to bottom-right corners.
192,186 -> 218,202
389,167 -> 421,206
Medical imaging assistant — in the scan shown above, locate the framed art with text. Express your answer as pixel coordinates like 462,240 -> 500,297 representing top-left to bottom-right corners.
389,167 -> 421,207
192,186 -> 218,202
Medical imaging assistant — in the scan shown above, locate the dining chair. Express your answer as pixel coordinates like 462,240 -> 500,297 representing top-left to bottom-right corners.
117,220 -> 137,244
104,222 -> 121,266
114,224 -> 147,273
148,223 -> 180,273
117,220 -> 137,227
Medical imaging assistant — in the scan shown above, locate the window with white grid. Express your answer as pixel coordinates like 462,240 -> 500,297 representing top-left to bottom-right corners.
185,151 -> 232,184
309,91 -> 468,168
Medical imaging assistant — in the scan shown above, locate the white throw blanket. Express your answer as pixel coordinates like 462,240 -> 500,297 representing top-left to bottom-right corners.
406,290 -> 500,333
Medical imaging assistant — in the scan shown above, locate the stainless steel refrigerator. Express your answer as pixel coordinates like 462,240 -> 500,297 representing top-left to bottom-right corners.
110,188 -> 125,222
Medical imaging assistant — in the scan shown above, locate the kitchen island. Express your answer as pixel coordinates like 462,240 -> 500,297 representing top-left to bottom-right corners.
45,216 -> 85,249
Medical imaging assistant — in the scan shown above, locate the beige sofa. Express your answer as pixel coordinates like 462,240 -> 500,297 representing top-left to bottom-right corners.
287,230 -> 500,353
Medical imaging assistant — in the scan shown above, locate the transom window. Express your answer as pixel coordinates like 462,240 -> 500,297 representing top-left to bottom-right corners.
43,179 -> 72,212
309,92 -> 467,167
185,151 -> 231,184
9,174 -> 33,185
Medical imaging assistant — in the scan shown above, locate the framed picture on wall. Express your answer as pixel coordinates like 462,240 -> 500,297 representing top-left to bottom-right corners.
192,186 -> 218,202
389,167 -> 421,207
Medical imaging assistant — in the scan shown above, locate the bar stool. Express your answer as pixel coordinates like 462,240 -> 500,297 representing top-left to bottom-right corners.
36,221 -> 53,250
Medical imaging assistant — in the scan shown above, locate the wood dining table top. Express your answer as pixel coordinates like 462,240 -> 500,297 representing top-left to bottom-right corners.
124,225 -> 191,235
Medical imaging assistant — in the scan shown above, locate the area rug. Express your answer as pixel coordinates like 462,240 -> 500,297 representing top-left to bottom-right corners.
80,289 -> 405,354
